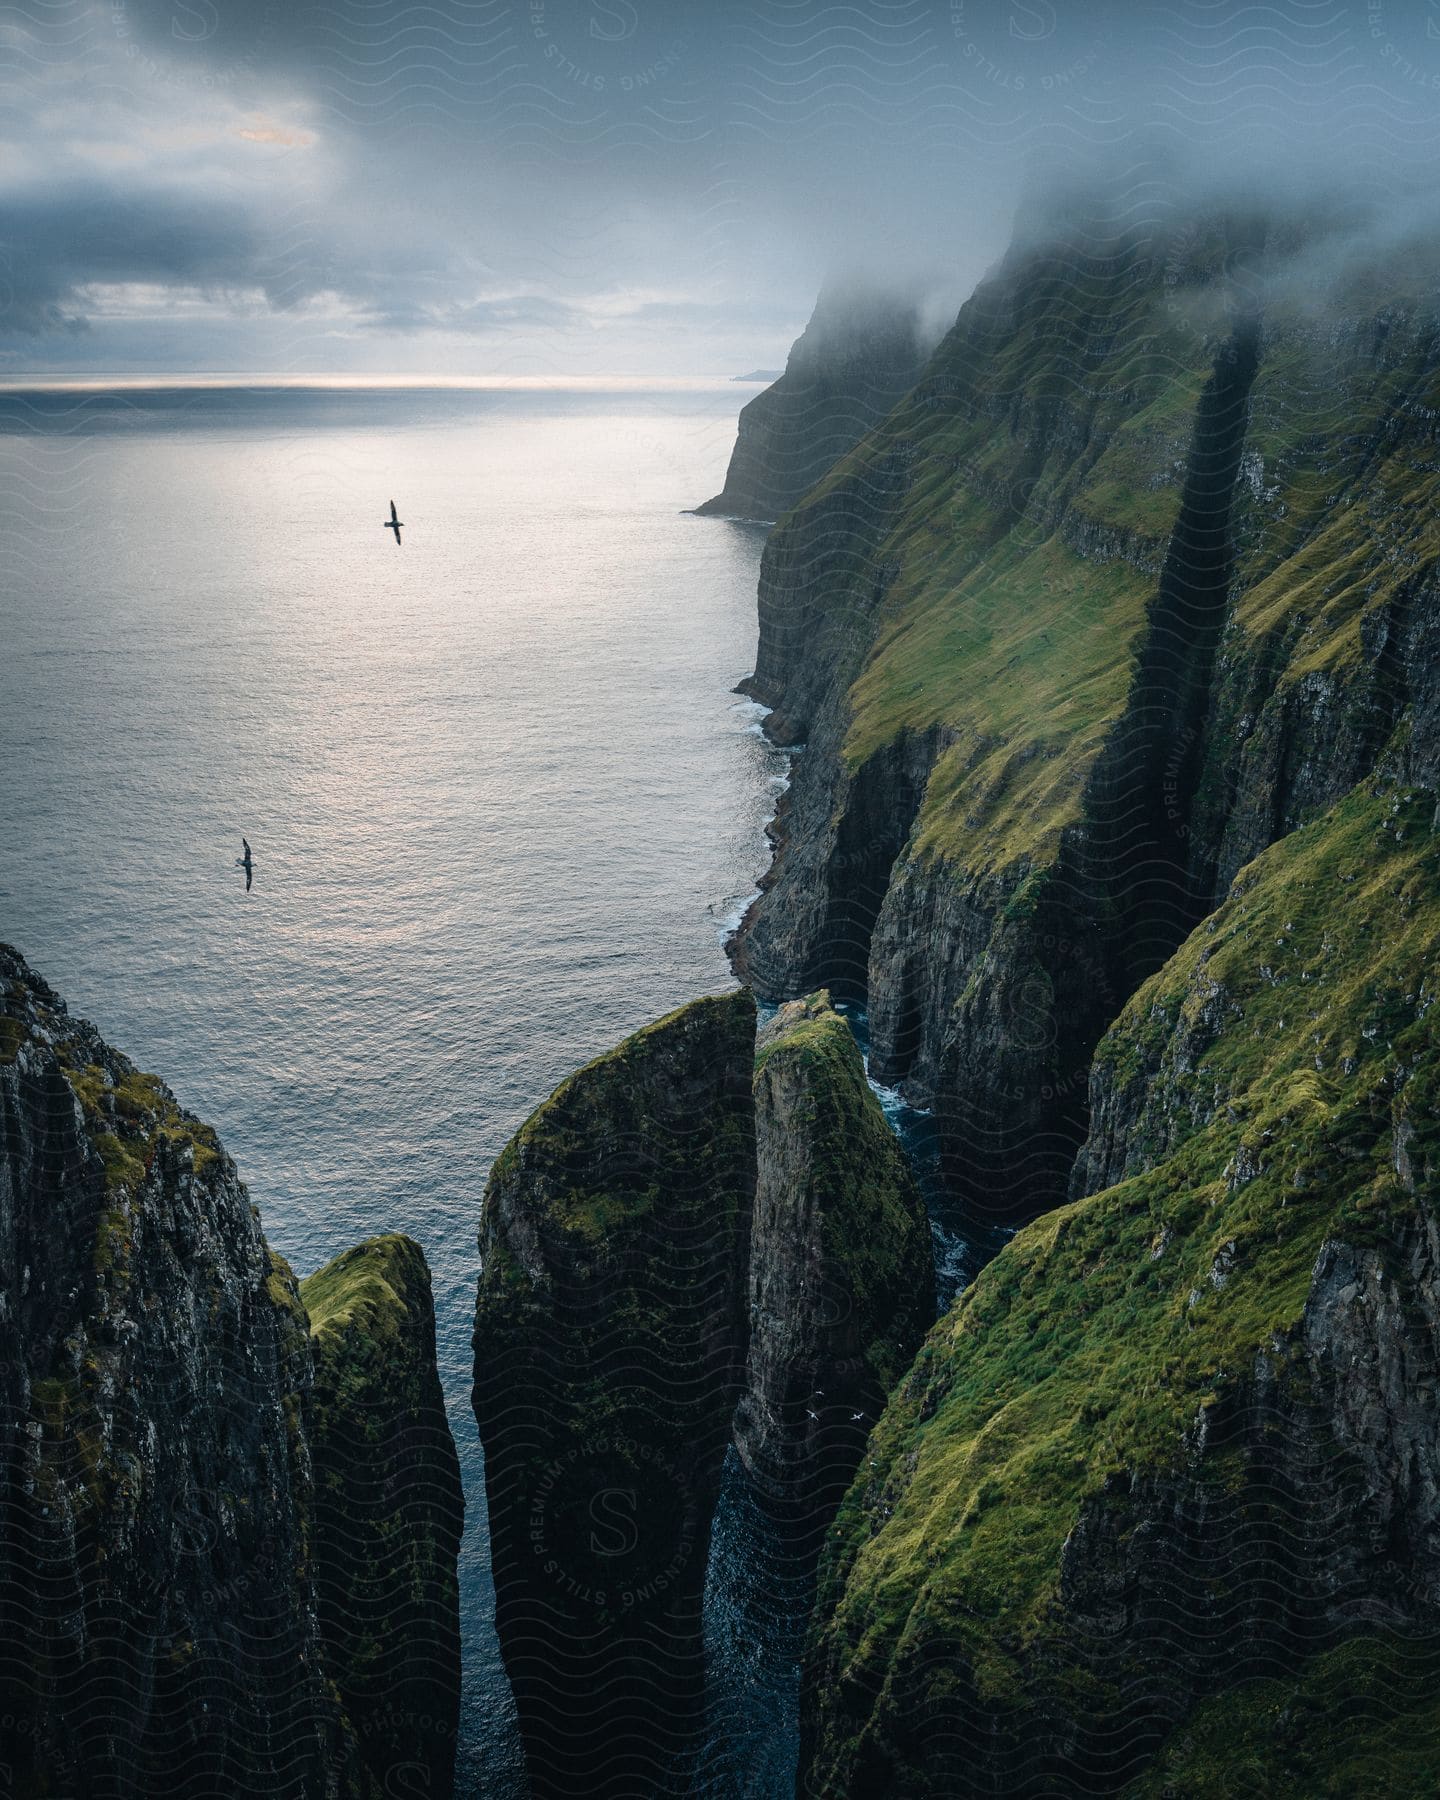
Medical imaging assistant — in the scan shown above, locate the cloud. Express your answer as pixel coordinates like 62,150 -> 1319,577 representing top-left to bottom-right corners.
363,293 -> 586,335
236,117 -> 318,149
17,0 -> 1440,377
0,185 -> 264,334
0,24 -> 400,347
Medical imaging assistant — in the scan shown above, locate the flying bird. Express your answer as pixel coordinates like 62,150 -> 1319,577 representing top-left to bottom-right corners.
805,1409 -> 820,1422
384,500 -> 404,545
239,837 -> 253,893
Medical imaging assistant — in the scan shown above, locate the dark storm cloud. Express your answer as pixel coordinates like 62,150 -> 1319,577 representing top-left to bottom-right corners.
0,186 -> 262,334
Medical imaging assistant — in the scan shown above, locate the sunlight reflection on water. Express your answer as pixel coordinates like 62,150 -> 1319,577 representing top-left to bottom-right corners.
0,384 -> 788,1797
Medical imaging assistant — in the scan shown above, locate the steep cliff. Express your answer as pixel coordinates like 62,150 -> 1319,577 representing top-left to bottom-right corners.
0,946 -> 374,1798
1187,253 -> 1440,899
471,990 -> 757,1798
731,202 -> 1440,1228
301,1235 -> 464,1800
731,211 -> 1226,1219
696,279 -> 927,522
801,758 -> 1440,1794
737,993 -> 931,1518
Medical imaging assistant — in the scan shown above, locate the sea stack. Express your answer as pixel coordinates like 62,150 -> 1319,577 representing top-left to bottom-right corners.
472,990 -> 757,1797
302,1234 -> 465,1800
737,992 -> 931,1519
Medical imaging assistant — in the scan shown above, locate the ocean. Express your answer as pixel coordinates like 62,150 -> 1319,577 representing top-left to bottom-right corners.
0,382 -> 791,1795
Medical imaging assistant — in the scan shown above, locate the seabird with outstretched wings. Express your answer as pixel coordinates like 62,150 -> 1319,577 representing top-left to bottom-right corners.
385,500 -> 403,545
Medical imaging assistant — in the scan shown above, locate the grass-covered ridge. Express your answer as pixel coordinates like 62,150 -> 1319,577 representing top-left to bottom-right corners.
805,763 -> 1440,1784
1127,1634 -> 1440,1797
301,1232 -> 425,1349
487,989 -> 757,1250
301,1234 -> 463,1799
741,206 -> 1440,1231
852,532 -> 1153,874
818,231 -> 1215,877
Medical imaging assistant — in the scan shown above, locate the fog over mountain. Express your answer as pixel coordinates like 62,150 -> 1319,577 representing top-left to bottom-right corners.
5,0 -> 1440,376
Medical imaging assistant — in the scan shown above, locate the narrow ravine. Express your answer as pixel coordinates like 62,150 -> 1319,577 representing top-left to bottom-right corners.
694,997 -> 1008,1796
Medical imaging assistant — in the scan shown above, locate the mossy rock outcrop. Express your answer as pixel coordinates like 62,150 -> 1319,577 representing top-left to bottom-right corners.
801,762 -> 1440,1795
301,1234 -> 463,1800
738,992 -> 932,1517
0,945 -> 376,1797
471,988 -> 758,1798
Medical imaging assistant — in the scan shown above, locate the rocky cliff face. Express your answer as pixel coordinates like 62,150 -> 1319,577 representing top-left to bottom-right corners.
696,279 -> 927,523
1190,280 -> 1440,903
0,946 -> 373,1798
731,203 -> 1440,1229
737,993 -> 931,1520
801,760 -> 1440,1794
0,949 -> 463,1800
301,1235 -> 464,1800
471,990 -> 758,1798
731,215 -> 1214,1221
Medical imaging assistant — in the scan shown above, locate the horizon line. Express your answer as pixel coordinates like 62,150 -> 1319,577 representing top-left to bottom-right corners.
0,372 -> 759,394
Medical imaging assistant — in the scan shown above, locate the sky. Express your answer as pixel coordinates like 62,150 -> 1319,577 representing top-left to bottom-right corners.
6,0 -> 1440,379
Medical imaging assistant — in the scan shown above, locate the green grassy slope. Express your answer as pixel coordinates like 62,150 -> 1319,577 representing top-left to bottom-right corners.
1128,1634 -> 1440,1798
803,758 -> 1440,1792
820,229 -> 1213,878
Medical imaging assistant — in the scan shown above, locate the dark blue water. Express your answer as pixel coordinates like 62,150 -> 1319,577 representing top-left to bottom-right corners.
834,1004 -> 1011,1315
0,383 -> 790,1795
